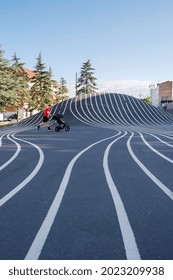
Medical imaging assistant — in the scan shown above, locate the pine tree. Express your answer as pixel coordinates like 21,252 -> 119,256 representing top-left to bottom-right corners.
77,59 -> 97,95
55,77 -> 69,102
0,46 -> 16,112
30,52 -> 54,111
12,52 -> 24,67
11,52 -> 29,119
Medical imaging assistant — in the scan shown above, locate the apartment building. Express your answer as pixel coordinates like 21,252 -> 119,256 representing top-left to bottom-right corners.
150,81 -> 173,110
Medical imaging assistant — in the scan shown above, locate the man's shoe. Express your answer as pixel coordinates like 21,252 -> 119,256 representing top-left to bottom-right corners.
37,125 -> 40,130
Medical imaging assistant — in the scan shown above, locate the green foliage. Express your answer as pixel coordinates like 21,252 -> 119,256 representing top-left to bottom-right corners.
30,52 -> 54,111
143,96 -> 151,104
0,45 -> 69,115
77,59 -> 97,95
0,47 -> 16,112
0,47 -> 30,113
11,53 -> 29,108
55,77 -> 69,103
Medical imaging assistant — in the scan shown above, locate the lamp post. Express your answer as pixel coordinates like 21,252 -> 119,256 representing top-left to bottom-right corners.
75,72 -> 78,96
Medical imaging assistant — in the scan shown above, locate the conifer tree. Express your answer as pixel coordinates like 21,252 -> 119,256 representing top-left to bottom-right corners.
77,59 -> 97,95
55,77 -> 69,102
12,52 -> 24,67
11,52 -> 29,119
0,46 -> 16,112
30,52 -> 54,111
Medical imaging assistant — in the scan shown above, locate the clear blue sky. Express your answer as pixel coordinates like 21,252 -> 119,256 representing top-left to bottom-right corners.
1,0 -> 173,97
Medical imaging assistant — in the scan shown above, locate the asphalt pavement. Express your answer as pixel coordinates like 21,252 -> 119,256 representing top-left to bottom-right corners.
1,93 -> 173,260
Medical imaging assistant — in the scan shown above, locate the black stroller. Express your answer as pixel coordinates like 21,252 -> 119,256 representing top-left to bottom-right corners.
52,114 -> 70,132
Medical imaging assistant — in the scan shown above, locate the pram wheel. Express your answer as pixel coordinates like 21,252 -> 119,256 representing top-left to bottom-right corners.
55,126 -> 60,132
65,125 -> 70,131
55,122 -> 70,132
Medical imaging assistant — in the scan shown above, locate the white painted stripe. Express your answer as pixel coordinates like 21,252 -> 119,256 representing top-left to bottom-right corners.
127,132 -> 173,200
0,134 -> 44,207
95,92 -> 112,124
0,134 -> 6,147
0,134 -> 21,171
103,132 -> 141,260
140,132 -> 173,164
25,131 -> 121,260
112,94 -> 128,125
149,133 -> 173,148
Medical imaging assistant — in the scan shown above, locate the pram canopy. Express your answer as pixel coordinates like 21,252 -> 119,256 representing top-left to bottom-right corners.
53,114 -> 64,120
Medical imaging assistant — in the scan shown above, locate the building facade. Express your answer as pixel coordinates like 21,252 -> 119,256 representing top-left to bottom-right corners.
150,81 -> 173,110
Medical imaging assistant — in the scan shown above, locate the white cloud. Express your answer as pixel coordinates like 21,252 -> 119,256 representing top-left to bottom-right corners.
97,80 -> 152,98
68,79 -> 153,99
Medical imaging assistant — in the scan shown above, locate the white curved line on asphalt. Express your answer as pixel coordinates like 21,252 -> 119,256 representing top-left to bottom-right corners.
103,131 -> 141,260
0,134 -> 44,207
70,97 -> 93,126
127,132 -> 173,200
112,94 -> 129,125
130,97 -> 149,125
81,94 -> 99,125
105,94 -> 122,125
140,132 -> 173,163
126,95 -> 146,125
135,99 -> 157,124
108,94 -> 123,125
0,134 -> 21,171
84,94 -> 104,125
122,96 -> 140,125
0,134 -> 6,147
84,94 -> 114,129
90,93 -> 108,125
95,93 -> 112,124
149,133 -> 173,148
117,94 -> 135,125
25,131 -> 122,260
99,94 -> 112,124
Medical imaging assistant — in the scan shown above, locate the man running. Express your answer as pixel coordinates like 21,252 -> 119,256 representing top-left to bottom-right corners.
37,104 -> 52,131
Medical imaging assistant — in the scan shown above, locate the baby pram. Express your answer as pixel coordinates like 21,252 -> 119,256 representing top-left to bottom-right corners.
52,114 -> 70,132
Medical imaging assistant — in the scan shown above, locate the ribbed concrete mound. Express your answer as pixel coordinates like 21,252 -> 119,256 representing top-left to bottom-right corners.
13,92 -> 173,129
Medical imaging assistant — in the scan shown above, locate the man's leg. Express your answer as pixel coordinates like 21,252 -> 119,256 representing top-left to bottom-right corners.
47,120 -> 51,130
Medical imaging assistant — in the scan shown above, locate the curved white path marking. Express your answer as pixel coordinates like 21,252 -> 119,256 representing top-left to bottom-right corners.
135,99 -> 158,124
95,93 -> 114,124
83,94 -> 115,129
0,134 -> 7,147
0,134 -> 21,171
81,94 -> 101,125
111,94 -> 128,125
130,97 -> 150,125
103,131 -> 141,260
121,95 -> 140,125
126,96 -> 146,125
0,134 -> 44,207
127,132 -> 173,200
147,102 -> 173,123
105,94 -> 123,125
112,94 -> 129,125
70,96 -> 109,129
147,133 -> 173,148
99,94 -> 112,124
117,94 -> 135,125
139,132 -> 173,163
70,96 -> 94,126
25,131 -> 122,260
85,94 -> 106,125
90,93 -> 109,124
